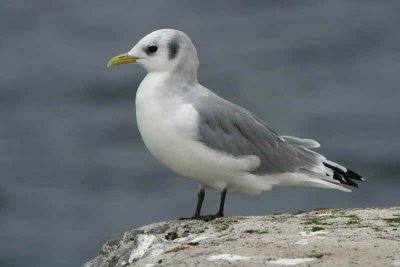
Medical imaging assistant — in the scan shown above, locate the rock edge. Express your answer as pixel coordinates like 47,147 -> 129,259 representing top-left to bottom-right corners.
83,207 -> 400,267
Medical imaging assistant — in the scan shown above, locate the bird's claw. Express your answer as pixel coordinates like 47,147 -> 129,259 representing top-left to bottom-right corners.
179,214 -> 224,222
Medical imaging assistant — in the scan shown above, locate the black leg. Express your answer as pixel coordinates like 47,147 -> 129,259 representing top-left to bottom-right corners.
179,186 -> 205,220
180,187 -> 227,222
193,188 -> 227,221
194,187 -> 205,217
217,188 -> 227,216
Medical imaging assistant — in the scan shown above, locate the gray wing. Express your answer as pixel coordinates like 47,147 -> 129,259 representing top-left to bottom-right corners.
190,90 -> 324,175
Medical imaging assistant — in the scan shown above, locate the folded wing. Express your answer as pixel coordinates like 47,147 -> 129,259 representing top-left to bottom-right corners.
191,89 -> 362,189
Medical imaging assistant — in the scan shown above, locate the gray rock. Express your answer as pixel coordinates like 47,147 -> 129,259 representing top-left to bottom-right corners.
83,207 -> 400,267
100,233 -> 124,255
123,229 -> 145,242
146,223 -> 170,235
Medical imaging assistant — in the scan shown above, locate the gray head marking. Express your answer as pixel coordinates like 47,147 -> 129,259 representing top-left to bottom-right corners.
168,37 -> 180,60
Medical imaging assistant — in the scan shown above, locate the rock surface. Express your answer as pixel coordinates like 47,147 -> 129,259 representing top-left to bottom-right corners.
83,207 -> 400,266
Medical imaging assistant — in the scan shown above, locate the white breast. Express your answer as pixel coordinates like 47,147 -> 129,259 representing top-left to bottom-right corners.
135,73 -> 199,169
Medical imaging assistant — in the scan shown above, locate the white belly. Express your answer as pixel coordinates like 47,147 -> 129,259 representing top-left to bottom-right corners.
134,74 -> 262,192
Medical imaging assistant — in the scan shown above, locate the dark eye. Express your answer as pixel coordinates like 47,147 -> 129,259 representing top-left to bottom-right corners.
148,45 -> 158,53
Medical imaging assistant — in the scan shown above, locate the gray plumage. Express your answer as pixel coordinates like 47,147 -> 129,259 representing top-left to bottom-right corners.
188,88 -> 326,176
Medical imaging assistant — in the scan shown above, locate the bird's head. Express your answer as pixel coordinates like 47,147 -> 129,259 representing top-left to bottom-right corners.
108,29 -> 199,80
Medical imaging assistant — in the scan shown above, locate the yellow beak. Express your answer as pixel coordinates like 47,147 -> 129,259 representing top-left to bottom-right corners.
107,53 -> 138,67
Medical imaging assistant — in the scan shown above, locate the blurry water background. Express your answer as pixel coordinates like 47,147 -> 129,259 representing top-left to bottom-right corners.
1,1 -> 399,266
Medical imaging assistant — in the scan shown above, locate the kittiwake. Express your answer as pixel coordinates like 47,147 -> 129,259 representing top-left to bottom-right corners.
107,29 -> 363,220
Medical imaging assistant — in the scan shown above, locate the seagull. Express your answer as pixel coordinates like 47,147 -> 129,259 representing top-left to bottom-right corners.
107,29 -> 363,220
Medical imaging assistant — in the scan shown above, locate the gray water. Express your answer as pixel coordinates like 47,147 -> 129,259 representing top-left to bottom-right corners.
1,1 -> 399,266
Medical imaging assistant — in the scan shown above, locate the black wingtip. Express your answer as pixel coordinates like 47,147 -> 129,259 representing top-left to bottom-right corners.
333,172 -> 359,188
324,162 -> 363,188
346,169 -> 364,181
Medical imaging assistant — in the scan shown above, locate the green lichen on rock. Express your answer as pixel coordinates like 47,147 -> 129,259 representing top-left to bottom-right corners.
182,220 -> 207,234
370,225 -> 383,232
383,214 -> 400,226
211,217 -> 238,232
344,214 -> 361,225
303,216 -> 333,226
266,214 -> 292,223
243,229 -> 269,234
311,226 -> 325,232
